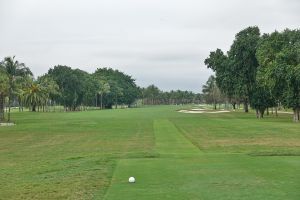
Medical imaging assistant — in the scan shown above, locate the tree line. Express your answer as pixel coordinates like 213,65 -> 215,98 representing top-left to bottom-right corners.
139,84 -> 202,105
204,27 -> 300,122
0,59 -> 140,121
0,58 -> 201,122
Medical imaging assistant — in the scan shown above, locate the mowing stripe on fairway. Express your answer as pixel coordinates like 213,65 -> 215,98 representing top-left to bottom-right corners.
153,119 -> 200,156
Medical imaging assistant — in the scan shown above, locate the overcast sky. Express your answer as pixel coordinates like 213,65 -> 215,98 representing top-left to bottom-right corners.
0,0 -> 299,92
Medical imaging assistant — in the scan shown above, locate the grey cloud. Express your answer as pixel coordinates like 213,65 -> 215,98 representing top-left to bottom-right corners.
143,53 -> 201,62
0,0 -> 299,92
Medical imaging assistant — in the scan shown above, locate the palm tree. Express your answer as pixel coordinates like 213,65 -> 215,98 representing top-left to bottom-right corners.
0,70 -> 9,121
23,83 -> 47,112
37,76 -> 59,111
16,75 -> 33,112
0,56 -> 32,121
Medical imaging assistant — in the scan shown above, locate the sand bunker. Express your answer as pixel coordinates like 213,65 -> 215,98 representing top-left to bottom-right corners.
277,111 -> 293,114
178,109 -> 230,114
0,123 -> 16,126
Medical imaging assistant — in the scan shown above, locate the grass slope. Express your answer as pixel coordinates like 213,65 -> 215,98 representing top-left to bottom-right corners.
0,106 -> 299,199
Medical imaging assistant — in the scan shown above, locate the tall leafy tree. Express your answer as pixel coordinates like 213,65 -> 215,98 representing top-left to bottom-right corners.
93,68 -> 139,108
144,84 -> 160,105
205,49 -> 239,109
228,26 -> 261,112
81,76 -> 99,108
47,66 -> 87,111
257,29 -> 300,122
249,83 -> 274,118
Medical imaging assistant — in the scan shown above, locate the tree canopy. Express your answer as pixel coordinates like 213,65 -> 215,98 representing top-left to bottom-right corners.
205,27 -> 300,121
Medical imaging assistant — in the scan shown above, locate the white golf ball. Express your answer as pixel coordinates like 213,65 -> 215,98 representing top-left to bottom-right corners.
128,177 -> 135,183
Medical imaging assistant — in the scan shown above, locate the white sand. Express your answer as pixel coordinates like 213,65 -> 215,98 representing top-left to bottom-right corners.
0,123 -> 15,126
178,109 -> 230,114
277,111 -> 293,114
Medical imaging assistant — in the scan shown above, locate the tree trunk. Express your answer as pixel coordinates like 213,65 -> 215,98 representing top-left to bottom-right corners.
271,107 -> 273,115
8,97 -> 11,122
244,100 -> 249,113
32,104 -> 36,112
232,102 -> 236,110
0,93 -> 4,122
275,106 -> 278,117
213,100 -> 217,110
95,94 -> 98,108
259,108 -> 265,118
255,109 -> 259,118
256,108 -> 264,119
293,108 -> 300,122
100,93 -> 103,110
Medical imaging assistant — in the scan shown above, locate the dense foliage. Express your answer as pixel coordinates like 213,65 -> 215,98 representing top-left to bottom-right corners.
0,59 -> 143,120
45,66 -> 141,110
93,68 -> 139,108
205,27 -> 300,121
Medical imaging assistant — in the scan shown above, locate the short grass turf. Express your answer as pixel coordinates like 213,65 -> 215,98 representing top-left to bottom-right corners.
0,106 -> 300,199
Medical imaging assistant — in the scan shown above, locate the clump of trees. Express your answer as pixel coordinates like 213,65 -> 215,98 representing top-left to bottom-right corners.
0,59 -> 140,121
0,56 -> 33,121
139,84 -> 202,105
93,68 -> 139,109
204,27 -> 300,122
46,66 -> 139,111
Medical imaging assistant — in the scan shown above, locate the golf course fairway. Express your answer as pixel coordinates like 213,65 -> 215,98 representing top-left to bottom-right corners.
0,106 -> 299,199
105,118 -> 299,200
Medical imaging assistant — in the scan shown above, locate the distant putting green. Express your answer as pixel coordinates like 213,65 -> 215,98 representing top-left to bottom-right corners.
0,106 -> 299,199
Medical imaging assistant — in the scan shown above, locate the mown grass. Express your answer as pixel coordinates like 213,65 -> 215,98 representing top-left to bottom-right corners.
172,111 -> 300,155
0,106 -> 299,199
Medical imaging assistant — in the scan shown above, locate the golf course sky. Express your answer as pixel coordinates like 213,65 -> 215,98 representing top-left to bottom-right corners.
0,0 -> 299,92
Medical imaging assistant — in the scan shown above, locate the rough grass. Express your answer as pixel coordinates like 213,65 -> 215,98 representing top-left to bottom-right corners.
0,109 -> 155,199
0,106 -> 299,199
